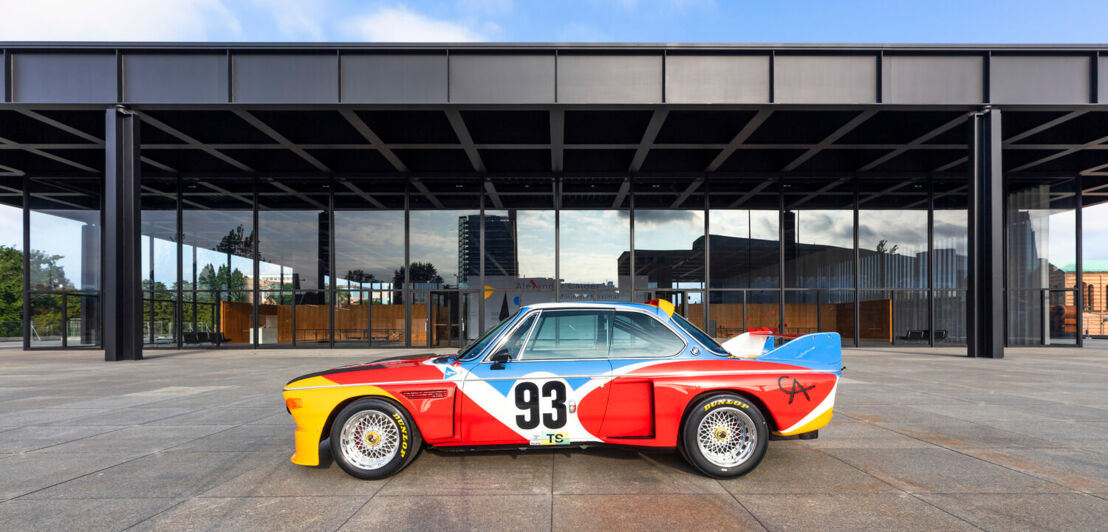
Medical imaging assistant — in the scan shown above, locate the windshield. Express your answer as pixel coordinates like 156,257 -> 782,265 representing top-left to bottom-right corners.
457,311 -> 519,360
670,313 -> 729,356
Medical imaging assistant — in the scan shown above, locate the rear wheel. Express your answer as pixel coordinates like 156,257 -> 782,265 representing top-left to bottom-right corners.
330,398 -> 422,480
681,394 -> 768,478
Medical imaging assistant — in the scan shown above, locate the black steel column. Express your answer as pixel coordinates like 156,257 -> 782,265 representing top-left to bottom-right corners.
967,108 -> 1004,358
103,107 -> 142,361
21,175 -> 29,350
1075,174 -> 1084,347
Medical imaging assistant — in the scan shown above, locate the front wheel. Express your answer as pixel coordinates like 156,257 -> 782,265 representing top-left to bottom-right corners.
330,398 -> 422,480
681,394 -> 768,478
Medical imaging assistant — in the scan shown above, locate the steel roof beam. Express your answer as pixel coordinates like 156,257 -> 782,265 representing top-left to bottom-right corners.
670,177 -> 703,208
411,178 -> 444,209
133,110 -> 254,173
783,110 -> 877,172
727,179 -> 775,208
860,113 -> 972,172
444,109 -> 485,173
629,110 -> 668,173
338,109 -> 408,172
706,110 -> 772,172
232,110 -> 330,173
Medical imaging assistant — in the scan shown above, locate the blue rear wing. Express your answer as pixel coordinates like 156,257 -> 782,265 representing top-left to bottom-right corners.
756,332 -> 843,374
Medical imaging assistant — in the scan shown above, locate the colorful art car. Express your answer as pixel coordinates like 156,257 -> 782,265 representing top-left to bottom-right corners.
282,300 -> 842,479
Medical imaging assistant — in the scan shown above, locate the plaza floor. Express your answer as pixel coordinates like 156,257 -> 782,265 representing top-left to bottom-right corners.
0,344 -> 1105,531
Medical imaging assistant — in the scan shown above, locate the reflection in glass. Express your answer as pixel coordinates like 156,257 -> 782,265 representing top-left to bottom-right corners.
182,291 -> 221,346
183,209 -> 253,295
1006,180 -> 1077,345
482,210 -> 556,328
334,211 -> 404,290
746,290 -> 780,332
934,290 -> 966,344
708,210 -> 779,288
259,210 -> 326,292
30,209 -> 100,291
408,210 -> 479,289
858,290 -> 894,345
559,210 -> 629,301
785,210 -> 854,288
784,290 -> 853,346
0,202 -> 23,340
142,291 -> 177,347
707,291 -> 743,340
933,210 -> 968,290
859,210 -> 927,289
634,210 -> 704,289
29,294 -> 63,347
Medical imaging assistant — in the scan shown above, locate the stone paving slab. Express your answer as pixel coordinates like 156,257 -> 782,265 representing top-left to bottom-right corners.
0,345 -> 1104,531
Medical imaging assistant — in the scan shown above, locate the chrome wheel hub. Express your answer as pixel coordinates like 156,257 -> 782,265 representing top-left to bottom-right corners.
340,411 -> 400,470
696,407 -> 756,468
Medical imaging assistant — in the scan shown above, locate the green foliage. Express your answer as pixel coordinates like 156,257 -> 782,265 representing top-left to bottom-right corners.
0,246 -> 23,337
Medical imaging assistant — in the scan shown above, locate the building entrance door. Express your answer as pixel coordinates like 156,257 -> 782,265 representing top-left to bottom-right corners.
428,291 -> 465,347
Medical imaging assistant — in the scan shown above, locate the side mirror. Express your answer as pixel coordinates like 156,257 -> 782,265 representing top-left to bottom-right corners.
489,349 -> 511,370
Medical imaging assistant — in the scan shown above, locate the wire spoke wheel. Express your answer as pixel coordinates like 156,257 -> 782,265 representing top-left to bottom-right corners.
695,406 -> 757,468
340,410 -> 401,471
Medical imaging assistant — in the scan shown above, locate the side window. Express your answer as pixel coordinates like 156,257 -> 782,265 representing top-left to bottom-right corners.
487,313 -> 537,360
610,311 -> 685,358
519,310 -> 612,360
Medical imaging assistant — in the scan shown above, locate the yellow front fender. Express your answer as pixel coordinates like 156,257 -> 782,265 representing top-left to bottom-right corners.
282,379 -> 397,466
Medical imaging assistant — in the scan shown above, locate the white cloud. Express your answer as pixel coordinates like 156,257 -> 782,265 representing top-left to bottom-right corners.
347,5 -> 489,42
249,0 -> 326,40
0,0 -> 241,41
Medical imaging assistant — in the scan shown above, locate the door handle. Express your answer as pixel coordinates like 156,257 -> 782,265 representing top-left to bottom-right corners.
568,400 -> 577,414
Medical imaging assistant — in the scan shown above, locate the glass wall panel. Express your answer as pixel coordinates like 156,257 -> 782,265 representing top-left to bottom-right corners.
182,291 -> 220,346
1081,197 -> 1108,337
29,294 -> 63,347
408,210 -> 479,290
182,177 -> 254,347
142,291 -> 176,347
634,209 -> 705,290
934,290 -> 966,344
747,290 -> 780,332
29,180 -> 101,292
784,210 -> 855,288
482,209 -> 556,325
708,209 -> 779,288
1006,178 -> 1077,345
559,210 -> 630,301
934,179 -> 968,290
258,179 -> 329,292
892,290 -> 929,345
783,178 -> 854,289
785,290 -> 853,346
859,290 -> 893,345
708,291 -> 743,340
0,194 -> 23,344
28,178 -> 101,348
335,289 -> 403,346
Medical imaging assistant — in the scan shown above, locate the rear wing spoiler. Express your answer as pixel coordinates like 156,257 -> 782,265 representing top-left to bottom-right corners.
721,330 -> 842,374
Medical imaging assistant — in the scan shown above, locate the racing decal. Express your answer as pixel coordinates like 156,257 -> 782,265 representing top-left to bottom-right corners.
777,376 -> 816,404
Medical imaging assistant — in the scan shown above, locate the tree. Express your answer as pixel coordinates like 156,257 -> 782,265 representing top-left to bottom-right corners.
0,246 -> 23,337
393,262 -> 443,286
391,262 -> 443,304
197,264 -> 249,302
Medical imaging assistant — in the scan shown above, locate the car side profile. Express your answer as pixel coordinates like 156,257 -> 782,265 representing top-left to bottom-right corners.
282,300 -> 842,479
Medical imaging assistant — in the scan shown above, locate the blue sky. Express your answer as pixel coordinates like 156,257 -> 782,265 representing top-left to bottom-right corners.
0,0 -> 1106,43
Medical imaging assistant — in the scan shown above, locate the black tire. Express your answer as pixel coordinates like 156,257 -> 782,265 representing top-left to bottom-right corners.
330,397 -> 422,480
681,394 -> 768,478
